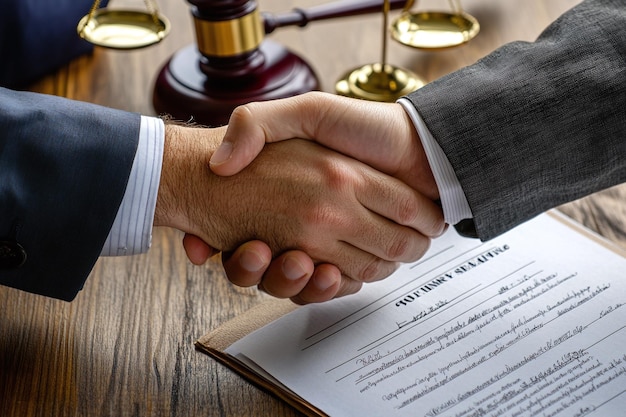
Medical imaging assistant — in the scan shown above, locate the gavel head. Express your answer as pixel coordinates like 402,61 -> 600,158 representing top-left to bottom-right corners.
187,0 -> 267,76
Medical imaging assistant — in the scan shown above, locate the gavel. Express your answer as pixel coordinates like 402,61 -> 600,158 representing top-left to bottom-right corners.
152,0 -> 408,126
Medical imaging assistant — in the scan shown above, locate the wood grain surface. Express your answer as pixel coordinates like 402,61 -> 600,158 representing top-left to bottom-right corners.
4,1 -> 619,416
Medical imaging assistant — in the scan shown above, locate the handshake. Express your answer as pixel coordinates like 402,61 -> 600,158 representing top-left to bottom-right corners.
156,92 -> 447,305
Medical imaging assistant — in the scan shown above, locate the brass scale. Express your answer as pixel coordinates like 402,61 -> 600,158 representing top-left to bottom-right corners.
77,0 -> 479,102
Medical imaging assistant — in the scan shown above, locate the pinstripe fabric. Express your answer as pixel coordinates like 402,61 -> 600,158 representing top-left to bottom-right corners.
101,116 -> 164,256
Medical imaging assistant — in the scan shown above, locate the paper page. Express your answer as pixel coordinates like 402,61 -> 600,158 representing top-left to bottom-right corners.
226,213 -> 626,416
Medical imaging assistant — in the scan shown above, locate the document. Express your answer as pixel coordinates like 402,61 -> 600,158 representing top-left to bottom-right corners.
197,212 -> 626,416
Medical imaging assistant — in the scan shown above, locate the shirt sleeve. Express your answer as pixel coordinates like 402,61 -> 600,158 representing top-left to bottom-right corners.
101,116 -> 165,256
397,98 -> 473,225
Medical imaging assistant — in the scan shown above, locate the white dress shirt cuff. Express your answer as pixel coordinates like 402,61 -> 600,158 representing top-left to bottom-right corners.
397,98 -> 472,225
101,116 -> 165,256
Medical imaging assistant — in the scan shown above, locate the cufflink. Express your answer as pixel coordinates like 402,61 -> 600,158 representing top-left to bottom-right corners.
0,240 -> 27,269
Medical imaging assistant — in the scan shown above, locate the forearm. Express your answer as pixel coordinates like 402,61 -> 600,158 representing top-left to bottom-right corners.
0,88 -> 140,300
154,123 -> 226,242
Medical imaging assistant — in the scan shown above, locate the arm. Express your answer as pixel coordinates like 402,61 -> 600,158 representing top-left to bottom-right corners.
0,87 -> 140,300
0,88 -> 443,302
407,0 -> 626,240
0,88 -> 314,302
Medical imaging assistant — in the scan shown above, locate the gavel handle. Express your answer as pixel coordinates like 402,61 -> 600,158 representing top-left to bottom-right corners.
262,0 -> 408,34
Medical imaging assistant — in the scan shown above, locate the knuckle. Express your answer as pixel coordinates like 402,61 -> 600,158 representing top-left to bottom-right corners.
302,201 -> 338,230
384,232 -> 413,260
393,193 -> 445,237
229,103 -> 254,122
394,194 -> 420,226
323,160 -> 353,190
313,153 -> 358,192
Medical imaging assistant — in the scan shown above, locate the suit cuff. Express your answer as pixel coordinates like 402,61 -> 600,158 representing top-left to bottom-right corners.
397,98 -> 473,226
101,116 -> 164,256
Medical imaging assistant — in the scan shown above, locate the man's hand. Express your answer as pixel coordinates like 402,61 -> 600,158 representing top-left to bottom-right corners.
210,91 -> 438,198
196,92 -> 441,303
156,123 -> 443,303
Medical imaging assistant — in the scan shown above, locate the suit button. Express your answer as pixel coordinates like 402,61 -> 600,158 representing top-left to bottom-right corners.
0,240 -> 27,269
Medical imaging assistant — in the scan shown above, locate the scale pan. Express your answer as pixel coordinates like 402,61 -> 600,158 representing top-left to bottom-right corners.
391,11 -> 479,50
78,9 -> 170,49
336,63 -> 425,102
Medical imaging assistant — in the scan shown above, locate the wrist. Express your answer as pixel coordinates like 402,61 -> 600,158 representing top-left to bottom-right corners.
154,123 -> 225,233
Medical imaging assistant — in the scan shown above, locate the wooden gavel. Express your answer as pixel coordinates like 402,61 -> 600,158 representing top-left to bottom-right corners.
153,0 -> 408,126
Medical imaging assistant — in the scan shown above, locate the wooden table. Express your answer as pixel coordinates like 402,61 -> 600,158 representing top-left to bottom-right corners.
3,1 -> 623,416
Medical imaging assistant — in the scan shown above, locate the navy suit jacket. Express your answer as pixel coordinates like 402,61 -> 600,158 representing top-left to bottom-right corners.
0,88 -> 140,300
0,0 -> 107,88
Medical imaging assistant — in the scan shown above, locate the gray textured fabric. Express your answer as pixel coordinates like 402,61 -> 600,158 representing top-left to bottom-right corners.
407,0 -> 626,240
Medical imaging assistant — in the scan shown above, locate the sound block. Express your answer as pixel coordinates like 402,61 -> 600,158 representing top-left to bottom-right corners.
153,40 -> 320,126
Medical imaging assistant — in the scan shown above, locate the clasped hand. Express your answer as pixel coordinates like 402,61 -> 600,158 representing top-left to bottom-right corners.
164,92 -> 444,304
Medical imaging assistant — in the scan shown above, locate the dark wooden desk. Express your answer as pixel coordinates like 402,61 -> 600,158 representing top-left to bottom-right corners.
3,1 -> 623,416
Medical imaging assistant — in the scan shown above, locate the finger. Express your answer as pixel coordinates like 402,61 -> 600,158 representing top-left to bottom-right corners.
182,233 -> 217,265
222,240 -> 273,288
340,212 -> 433,269
257,251 -> 315,298
289,264 -> 346,305
332,274 -> 364,299
313,240 -> 402,284
210,105 -> 268,176
357,168 -> 446,238
330,201 -> 435,271
210,98 -> 314,176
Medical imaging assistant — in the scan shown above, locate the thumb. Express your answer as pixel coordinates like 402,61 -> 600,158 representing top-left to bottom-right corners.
209,94 -> 318,176
182,233 -> 218,265
209,105 -> 271,176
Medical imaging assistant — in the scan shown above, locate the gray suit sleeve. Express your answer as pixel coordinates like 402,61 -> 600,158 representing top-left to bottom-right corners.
405,0 -> 626,240
0,88 -> 141,300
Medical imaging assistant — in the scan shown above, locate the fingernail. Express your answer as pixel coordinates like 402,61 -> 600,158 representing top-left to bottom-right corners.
210,141 -> 233,166
240,250 -> 267,272
312,273 -> 335,291
282,257 -> 306,280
